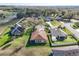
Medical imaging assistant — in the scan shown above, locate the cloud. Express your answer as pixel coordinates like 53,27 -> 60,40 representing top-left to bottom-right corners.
0,0 -> 78,6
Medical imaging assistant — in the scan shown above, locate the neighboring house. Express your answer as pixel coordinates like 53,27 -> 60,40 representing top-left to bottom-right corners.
30,25 -> 48,44
56,16 -> 63,21
10,24 -> 25,36
50,27 -> 67,41
45,16 -> 52,21
51,46 -> 79,56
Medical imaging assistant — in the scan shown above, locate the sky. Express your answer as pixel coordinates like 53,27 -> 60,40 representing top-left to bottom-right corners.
0,0 -> 79,6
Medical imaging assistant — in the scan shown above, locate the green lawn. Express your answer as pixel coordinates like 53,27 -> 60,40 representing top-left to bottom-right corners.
71,23 -> 79,29
51,20 -> 62,26
52,36 -> 77,44
62,27 -> 73,35
0,27 -> 11,47
0,34 -> 11,47
9,34 -> 29,48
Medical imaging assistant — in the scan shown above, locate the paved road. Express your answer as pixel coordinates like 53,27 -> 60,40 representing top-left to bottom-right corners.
64,22 -> 79,39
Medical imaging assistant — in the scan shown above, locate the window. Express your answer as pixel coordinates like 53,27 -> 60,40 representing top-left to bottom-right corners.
35,40 -> 44,43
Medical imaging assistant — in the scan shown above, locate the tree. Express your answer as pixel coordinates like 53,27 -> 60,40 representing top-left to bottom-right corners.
75,22 -> 79,27
16,12 -> 25,19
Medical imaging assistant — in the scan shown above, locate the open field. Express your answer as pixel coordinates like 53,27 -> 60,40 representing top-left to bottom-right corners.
0,26 -> 7,35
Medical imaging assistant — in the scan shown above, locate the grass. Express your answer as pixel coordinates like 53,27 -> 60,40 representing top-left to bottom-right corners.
0,27 -> 11,47
9,34 -> 29,48
0,34 -> 11,47
51,20 -> 62,26
15,46 -> 51,56
62,27 -> 73,35
52,36 -> 77,44
71,24 -> 79,29
2,26 -> 10,35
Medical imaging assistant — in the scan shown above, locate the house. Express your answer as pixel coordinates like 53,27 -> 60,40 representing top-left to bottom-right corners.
30,25 -> 48,44
51,46 -> 79,56
50,27 -> 67,41
10,24 -> 25,36
45,16 -> 52,21
55,16 -> 63,21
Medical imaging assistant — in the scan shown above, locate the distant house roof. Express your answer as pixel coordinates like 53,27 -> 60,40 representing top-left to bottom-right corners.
45,16 -> 52,21
30,27 -> 48,41
50,27 -> 67,37
11,24 -> 24,36
56,16 -> 63,20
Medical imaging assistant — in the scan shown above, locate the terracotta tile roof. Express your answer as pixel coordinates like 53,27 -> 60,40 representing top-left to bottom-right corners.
30,29 -> 48,41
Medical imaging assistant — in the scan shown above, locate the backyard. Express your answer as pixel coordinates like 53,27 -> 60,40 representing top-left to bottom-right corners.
62,27 -> 73,35
52,36 -> 77,44
51,20 -> 62,26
